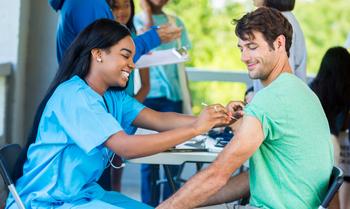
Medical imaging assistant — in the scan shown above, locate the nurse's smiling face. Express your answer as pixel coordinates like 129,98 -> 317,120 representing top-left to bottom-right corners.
93,36 -> 136,89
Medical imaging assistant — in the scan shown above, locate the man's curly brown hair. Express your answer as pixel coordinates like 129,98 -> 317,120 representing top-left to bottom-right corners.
233,7 -> 293,57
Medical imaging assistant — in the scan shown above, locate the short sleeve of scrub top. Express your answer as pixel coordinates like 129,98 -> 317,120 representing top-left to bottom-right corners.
103,89 -> 145,134
38,76 -> 123,154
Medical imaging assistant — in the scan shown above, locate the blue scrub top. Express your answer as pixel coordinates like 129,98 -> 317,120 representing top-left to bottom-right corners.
6,76 -> 145,208
49,0 -> 161,63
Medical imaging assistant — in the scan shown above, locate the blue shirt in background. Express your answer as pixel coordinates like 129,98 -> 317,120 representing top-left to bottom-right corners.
49,0 -> 161,63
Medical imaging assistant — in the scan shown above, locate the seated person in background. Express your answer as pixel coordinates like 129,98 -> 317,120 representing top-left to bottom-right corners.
310,46 -> 350,209
157,7 -> 333,209
6,19 -> 231,209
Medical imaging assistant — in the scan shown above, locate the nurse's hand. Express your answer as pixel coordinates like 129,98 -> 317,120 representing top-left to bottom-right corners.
192,104 -> 231,135
226,100 -> 245,121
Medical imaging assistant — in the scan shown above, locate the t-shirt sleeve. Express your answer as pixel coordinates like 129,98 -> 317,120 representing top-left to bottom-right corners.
244,102 -> 270,140
120,92 -> 145,133
58,90 -> 122,154
244,92 -> 285,141
103,90 -> 145,134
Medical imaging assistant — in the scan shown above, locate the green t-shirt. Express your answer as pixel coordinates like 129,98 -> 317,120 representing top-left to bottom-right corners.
244,73 -> 334,209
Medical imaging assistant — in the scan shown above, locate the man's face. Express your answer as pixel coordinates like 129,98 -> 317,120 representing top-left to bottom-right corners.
237,31 -> 278,81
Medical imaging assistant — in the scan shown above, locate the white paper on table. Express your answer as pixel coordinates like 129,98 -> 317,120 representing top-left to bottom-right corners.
135,48 -> 189,68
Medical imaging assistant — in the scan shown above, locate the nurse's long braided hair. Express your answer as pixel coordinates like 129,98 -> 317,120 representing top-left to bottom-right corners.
13,19 -> 131,182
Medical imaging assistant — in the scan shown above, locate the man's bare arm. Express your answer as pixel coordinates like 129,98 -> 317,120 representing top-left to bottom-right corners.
156,115 -> 264,209
199,171 -> 250,206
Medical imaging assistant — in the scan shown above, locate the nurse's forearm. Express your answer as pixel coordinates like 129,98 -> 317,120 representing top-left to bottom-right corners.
151,112 -> 196,131
133,108 -> 196,132
104,125 -> 200,159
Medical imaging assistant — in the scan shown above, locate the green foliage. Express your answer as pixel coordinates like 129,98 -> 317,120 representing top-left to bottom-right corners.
294,0 -> 350,73
135,0 -> 350,114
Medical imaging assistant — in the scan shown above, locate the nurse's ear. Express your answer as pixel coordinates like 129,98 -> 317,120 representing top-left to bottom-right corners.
91,48 -> 103,63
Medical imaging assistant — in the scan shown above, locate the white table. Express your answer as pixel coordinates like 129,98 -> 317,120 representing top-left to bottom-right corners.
128,151 -> 218,165
128,130 -> 222,198
128,149 -> 219,196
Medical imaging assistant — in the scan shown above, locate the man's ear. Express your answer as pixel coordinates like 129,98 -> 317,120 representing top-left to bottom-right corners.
274,35 -> 286,51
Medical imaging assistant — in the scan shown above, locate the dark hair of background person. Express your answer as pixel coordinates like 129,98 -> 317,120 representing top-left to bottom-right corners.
264,0 -> 295,11
310,46 -> 350,135
13,19 -> 131,182
232,7 -> 293,57
106,0 -> 136,33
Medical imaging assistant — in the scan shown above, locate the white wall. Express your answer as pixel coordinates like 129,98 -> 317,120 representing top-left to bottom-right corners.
24,0 -> 58,137
0,1 -> 21,64
0,0 -> 58,145
0,0 -> 29,202
0,0 -> 29,145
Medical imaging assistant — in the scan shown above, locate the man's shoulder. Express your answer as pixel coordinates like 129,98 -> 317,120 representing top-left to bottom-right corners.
248,74 -> 296,110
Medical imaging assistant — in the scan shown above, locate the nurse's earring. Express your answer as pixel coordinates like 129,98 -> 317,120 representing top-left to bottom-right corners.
97,57 -> 102,63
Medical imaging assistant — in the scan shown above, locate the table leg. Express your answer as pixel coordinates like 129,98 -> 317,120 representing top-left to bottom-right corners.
196,162 -> 204,171
150,164 -> 158,205
163,165 -> 177,193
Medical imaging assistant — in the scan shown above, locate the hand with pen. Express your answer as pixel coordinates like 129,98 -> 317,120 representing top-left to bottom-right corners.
192,103 -> 231,135
155,24 -> 182,43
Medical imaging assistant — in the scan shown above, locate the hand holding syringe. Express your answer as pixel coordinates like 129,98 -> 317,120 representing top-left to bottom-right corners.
201,102 -> 243,120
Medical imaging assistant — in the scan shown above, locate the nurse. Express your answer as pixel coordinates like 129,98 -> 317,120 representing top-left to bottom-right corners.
6,19 -> 230,209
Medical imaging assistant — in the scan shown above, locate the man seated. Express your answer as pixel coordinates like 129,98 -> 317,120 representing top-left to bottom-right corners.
157,7 -> 334,209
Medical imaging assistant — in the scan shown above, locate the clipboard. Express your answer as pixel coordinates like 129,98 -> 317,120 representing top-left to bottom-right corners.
135,47 -> 189,68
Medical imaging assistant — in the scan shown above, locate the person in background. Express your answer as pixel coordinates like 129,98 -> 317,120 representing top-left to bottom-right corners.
8,19 -> 231,209
310,46 -> 350,209
134,0 -> 192,206
252,0 -> 307,92
49,0 -> 181,64
157,7 -> 333,209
